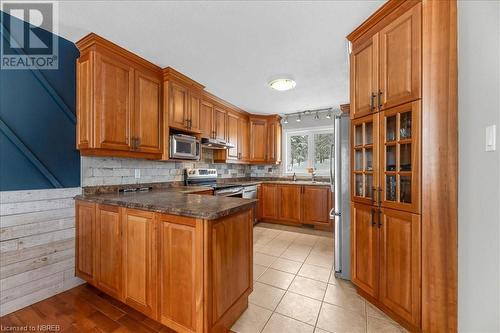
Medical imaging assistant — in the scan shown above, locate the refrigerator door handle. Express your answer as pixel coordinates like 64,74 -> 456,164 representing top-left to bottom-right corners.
330,208 -> 341,218
329,144 -> 334,191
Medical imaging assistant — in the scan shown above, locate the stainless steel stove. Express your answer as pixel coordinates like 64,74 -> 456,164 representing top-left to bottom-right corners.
184,168 -> 246,197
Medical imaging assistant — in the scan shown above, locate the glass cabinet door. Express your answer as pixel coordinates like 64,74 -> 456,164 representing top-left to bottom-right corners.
379,101 -> 420,213
352,114 -> 379,205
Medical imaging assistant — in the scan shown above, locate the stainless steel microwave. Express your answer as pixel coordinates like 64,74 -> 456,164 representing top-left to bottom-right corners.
169,134 -> 200,160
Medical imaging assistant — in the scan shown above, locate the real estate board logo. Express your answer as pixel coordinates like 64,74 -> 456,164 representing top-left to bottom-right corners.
1,1 -> 59,70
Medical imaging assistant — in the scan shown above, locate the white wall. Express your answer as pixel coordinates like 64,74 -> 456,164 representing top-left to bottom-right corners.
458,1 -> 500,332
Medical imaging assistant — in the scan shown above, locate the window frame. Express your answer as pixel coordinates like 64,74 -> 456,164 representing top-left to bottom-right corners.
284,125 -> 334,176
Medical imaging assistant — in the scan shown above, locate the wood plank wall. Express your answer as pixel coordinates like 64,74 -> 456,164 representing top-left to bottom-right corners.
0,188 -> 84,316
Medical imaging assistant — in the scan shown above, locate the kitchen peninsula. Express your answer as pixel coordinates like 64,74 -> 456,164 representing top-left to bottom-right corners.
74,187 -> 255,333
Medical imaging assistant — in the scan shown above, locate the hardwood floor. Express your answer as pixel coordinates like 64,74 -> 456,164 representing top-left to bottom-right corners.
0,284 -> 176,333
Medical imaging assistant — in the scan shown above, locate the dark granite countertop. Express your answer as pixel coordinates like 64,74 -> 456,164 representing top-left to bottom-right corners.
226,180 -> 331,187
75,188 -> 256,220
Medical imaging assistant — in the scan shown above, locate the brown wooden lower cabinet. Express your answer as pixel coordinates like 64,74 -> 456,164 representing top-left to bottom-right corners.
302,186 -> 332,226
261,183 -> 278,220
75,200 -> 253,333
351,202 -> 421,329
75,200 -> 96,284
258,183 -> 332,230
95,204 -> 123,299
278,185 -> 302,222
351,203 -> 378,298
122,208 -> 157,318
158,214 -> 203,332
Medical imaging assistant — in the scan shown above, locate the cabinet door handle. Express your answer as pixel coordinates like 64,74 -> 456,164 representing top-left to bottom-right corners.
371,208 -> 376,226
378,90 -> 383,109
370,93 -> 376,111
377,208 -> 382,228
377,187 -> 382,206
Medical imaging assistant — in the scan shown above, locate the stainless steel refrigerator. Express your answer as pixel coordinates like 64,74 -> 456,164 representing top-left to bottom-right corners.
330,113 -> 351,280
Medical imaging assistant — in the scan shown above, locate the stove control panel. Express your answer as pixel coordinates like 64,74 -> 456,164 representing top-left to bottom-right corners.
185,168 -> 217,179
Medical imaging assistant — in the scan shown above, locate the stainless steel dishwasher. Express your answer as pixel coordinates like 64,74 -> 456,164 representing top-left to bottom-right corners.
242,185 -> 257,199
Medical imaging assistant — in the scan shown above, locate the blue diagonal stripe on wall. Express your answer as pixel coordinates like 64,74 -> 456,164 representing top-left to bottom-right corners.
0,22 -> 76,124
0,118 -> 62,188
0,10 -> 80,191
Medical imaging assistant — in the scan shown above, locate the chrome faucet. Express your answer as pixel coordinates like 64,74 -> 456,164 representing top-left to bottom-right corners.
307,168 -> 316,182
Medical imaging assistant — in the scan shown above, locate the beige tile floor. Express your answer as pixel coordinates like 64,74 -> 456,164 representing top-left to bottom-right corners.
231,224 -> 408,333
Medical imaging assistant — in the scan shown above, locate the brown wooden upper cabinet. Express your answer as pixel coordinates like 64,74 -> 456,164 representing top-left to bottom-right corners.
249,117 -> 267,163
267,118 -> 282,164
351,35 -> 378,119
76,33 -> 162,159
350,3 -> 421,120
163,67 -> 205,135
239,116 -> 250,161
213,106 -> 227,142
199,99 -> 214,139
249,115 -> 281,164
226,112 -> 239,160
76,34 -> 284,165
213,111 -> 252,163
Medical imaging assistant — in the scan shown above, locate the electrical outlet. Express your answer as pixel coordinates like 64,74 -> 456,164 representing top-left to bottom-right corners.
134,169 -> 141,179
485,125 -> 496,152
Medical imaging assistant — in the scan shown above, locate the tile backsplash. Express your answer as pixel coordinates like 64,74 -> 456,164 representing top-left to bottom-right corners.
81,149 -> 282,187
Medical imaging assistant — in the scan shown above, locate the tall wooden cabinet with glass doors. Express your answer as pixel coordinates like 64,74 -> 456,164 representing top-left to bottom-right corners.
349,1 -> 422,331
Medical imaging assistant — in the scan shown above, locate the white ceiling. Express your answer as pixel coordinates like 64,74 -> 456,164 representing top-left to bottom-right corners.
57,1 -> 383,114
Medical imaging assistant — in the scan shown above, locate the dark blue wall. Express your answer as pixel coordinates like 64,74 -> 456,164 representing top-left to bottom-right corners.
0,11 -> 80,191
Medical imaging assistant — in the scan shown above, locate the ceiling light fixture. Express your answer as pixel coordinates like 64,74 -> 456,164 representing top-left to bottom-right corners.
269,78 -> 296,91
284,116 -> 289,124
296,114 -> 302,122
314,111 -> 319,120
326,111 -> 332,119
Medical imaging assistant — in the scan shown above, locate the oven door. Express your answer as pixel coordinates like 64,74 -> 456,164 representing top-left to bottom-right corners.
170,135 -> 200,160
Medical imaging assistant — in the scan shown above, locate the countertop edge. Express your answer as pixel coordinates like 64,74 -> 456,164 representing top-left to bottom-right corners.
74,194 -> 256,220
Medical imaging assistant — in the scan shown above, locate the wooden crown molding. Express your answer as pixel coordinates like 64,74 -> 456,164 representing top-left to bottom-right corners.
76,33 -> 161,72
249,114 -> 282,121
162,67 -> 205,90
340,103 -> 350,115
202,90 -> 249,116
346,0 -> 421,43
